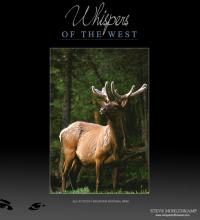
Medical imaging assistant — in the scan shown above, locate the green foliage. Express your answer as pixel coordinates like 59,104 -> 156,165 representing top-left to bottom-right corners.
51,187 -> 149,194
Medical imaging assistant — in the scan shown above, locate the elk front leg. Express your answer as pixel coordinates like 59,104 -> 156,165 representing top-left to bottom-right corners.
112,166 -> 118,192
95,159 -> 102,193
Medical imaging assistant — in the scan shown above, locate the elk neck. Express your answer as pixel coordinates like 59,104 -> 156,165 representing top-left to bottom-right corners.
107,115 -> 126,153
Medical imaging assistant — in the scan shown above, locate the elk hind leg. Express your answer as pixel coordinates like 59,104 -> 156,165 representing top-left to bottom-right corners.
69,156 -> 82,189
61,150 -> 76,193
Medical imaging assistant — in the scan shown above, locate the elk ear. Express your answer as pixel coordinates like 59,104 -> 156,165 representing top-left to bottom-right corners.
97,100 -> 107,107
120,98 -> 128,108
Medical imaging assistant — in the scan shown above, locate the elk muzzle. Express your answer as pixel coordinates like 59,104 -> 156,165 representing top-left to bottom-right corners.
100,106 -> 107,115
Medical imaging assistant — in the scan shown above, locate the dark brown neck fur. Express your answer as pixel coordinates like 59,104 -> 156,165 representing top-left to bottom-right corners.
107,116 -> 126,153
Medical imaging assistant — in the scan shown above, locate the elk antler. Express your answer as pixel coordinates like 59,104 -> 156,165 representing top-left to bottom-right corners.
111,81 -> 147,103
111,81 -> 135,102
130,83 -> 147,97
91,81 -> 110,102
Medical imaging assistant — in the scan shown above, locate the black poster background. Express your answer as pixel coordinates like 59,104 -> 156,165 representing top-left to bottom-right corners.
0,1 -> 199,219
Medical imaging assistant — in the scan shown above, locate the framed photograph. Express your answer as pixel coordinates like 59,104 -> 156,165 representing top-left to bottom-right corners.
50,48 -> 149,194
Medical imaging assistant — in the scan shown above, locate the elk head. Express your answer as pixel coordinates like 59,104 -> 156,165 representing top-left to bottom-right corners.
92,81 -> 147,119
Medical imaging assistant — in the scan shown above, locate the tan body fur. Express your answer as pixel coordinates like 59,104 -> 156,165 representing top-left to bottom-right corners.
60,121 -> 118,164
60,120 -> 121,192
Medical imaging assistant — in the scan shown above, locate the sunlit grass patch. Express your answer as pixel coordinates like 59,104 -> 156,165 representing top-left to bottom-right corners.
51,187 -> 149,194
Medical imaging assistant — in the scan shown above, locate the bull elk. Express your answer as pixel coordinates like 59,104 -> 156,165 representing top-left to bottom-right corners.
59,81 -> 147,192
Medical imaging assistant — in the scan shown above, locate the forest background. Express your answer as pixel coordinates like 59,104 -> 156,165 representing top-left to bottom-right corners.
50,48 -> 149,193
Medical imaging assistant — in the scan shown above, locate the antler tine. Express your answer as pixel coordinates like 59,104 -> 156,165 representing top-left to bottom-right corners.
124,84 -> 135,98
102,81 -> 109,99
130,84 -> 147,97
111,81 -> 135,101
91,81 -> 110,102
111,81 -> 121,100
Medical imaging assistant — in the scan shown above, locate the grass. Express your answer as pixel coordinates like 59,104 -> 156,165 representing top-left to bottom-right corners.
50,187 -> 149,194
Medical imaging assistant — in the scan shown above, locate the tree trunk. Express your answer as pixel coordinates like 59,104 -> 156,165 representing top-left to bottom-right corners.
143,91 -> 149,165
92,94 -> 100,124
62,50 -> 73,127
143,92 -> 148,147
87,55 -> 104,86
